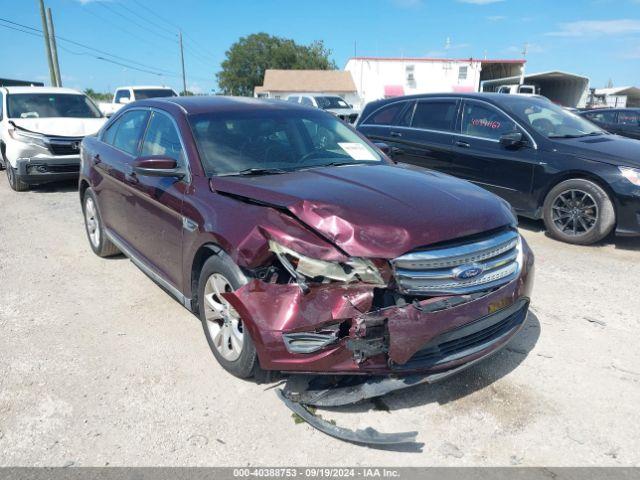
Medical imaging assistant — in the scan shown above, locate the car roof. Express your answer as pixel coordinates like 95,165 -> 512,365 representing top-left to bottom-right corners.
581,108 -> 640,112
138,95 -> 314,115
2,86 -> 84,95
117,85 -> 176,91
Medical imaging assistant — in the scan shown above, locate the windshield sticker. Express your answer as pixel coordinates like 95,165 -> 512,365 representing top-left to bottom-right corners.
338,142 -> 377,161
471,118 -> 501,129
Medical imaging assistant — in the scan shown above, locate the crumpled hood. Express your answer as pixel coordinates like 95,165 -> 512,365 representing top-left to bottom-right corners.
10,117 -> 106,137
211,164 -> 515,259
551,134 -> 640,168
325,107 -> 359,117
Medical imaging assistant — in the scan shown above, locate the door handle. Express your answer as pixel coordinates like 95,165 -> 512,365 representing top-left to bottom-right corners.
390,131 -> 403,138
455,140 -> 471,148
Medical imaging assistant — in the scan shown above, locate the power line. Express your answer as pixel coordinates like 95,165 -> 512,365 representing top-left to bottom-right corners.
0,16 -> 213,85
0,17 -> 177,76
127,0 -> 216,61
97,1 -> 177,44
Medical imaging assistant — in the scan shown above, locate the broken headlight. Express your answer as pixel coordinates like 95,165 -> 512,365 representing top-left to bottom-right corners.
269,240 -> 385,287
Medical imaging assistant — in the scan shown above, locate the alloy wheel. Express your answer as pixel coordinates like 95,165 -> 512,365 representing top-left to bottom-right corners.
203,273 -> 244,361
551,189 -> 598,237
84,196 -> 101,247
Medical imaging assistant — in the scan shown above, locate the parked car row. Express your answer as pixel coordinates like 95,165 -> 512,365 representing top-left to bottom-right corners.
2,87 -> 638,389
578,108 -> 640,140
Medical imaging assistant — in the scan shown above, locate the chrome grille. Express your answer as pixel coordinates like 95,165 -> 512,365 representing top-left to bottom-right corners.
391,229 -> 521,296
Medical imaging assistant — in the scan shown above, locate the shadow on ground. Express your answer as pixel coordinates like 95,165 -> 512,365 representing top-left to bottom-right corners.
518,217 -> 640,252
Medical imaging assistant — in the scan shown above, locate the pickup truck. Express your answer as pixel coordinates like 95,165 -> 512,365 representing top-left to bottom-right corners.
98,86 -> 178,117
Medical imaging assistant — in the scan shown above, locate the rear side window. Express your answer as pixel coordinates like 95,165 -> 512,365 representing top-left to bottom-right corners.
461,102 -> 517,140
365,102 -> 404,125
411,100 -> 458,132
617,111 -> 639,125
109,110 -> 149,156
114,90 -> 130,104
586,111 -> 616,123
141,111 -> 185,164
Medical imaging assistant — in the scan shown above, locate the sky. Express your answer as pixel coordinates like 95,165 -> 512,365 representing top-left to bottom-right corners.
0,0 -> 639,94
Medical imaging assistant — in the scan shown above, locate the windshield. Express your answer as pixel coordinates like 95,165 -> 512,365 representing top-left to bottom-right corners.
315,96 -> 350,109
189,109 -> 383,176
133,89 -> 177,99
505,98 -> 604,138
7,93 -> 103,119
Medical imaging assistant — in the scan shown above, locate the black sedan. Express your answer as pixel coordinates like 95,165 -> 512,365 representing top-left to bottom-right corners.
356,93 -> 640,245
579,108 -> 640,140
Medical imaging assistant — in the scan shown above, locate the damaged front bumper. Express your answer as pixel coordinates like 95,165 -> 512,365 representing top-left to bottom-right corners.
223,239 -> 534,376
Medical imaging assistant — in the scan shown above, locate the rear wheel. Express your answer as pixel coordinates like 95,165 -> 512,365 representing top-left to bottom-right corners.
6,164 -> 29,191
82,188 -> 120,257
198,254 -> 259,378
543,178 -> 615,245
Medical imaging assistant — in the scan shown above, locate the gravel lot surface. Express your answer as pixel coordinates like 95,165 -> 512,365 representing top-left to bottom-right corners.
1,178 -> 639,466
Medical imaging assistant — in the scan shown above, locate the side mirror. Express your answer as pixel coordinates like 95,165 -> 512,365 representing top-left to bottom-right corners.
500,131 -> 525,149
374,142 -> 391,155
133,156 -> 185,178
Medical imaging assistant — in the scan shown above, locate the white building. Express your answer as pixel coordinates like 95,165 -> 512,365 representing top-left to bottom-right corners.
345,56 -> 525,108
254,69 -> 361,106
591,87 -> 640,108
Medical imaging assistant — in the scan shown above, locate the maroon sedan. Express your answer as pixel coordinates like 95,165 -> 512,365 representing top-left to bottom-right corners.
79,96 -> 534,379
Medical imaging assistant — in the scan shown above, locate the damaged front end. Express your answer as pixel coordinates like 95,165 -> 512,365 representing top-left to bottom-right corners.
223,226 -> 535,377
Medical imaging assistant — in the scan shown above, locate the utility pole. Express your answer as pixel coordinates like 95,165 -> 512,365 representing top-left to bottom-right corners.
179,30 -> 187,95
46,7 -> 61,87
519,42 -> 528,86
38,0 -> 56,86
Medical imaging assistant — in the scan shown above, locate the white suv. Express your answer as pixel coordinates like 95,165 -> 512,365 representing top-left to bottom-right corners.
0,87 -> 106,191
286,94 -> 359,124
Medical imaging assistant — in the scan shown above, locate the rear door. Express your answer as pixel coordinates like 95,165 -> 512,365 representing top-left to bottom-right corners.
127,109 -> 187,288
399,98 -> 459,174
583,110 -> 619,134
616,110 -> 640,139
451,99 -> 537,212
95,109 -> 150,240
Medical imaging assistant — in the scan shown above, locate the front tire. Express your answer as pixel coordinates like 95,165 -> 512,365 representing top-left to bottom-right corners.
6,164 -> 29,191
82,188 -> 120,257
543,178 -> 615,245
198,254 -> 259,378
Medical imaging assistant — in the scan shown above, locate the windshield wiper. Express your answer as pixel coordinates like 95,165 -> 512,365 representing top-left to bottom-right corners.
549,131 -> 606,139
220,167 -> 289,177
304,161 -> 365,169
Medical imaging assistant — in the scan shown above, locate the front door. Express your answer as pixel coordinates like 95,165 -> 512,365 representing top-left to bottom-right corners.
127,109 -> 186,289
452,100 -> 537,213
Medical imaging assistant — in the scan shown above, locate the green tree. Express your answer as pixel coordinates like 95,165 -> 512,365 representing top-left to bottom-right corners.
216,33 -> 336,97
83,88 -> 111,102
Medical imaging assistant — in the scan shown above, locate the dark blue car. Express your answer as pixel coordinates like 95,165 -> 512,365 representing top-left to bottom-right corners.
357,93 -> 640,245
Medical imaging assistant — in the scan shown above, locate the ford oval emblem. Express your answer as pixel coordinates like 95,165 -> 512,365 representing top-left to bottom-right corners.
453,264 -> 484,280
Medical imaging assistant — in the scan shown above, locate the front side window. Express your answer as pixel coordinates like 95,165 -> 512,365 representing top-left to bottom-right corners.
109,110 -> 149,156
189,109 -> 383,176
617,111 -> 639,125
301,97 -> 313,106
7,93 -> 102,119
132,89 -> 176,100
505,98 -> 604,138
461,101 -> 518,140
411,100 -> 458,132
141,111 -> 185,164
